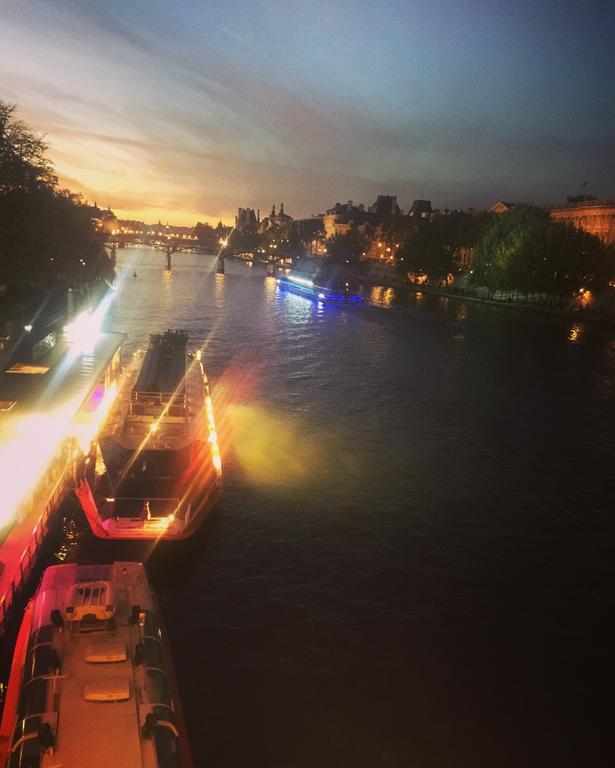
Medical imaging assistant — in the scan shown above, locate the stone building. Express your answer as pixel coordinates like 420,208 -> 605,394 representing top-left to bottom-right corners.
235,207 -> 259,232
259,202 -> 293,233
488,201 -> 515,214
368,195 -> 401,217
408,200 -> 432,218
550,198 -> 615,245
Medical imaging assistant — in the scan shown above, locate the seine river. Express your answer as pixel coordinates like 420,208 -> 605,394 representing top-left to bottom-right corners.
40,248 -> 615,765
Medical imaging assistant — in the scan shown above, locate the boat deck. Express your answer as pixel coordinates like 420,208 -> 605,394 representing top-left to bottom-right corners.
1,562 -> 187,767
100,349 -> 207,450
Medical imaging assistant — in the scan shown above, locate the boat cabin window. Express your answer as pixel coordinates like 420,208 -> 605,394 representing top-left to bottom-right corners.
29,625 -> 53,647
143,611 -> 163,641
153,705 -> 175,722
146,669 -> 171,705
144,638 -> 165,669
8,738 -> 43,768
18,678 -> 48,719
153,723 -> 181,768
24,645 -> 56,684
11,716 -> 43,747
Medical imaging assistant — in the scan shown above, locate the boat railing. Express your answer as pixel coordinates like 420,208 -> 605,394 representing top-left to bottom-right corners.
105,496 -> 184,521
129,390 -> 187,418
109,496 -> 181,502
131,390 -> 186,406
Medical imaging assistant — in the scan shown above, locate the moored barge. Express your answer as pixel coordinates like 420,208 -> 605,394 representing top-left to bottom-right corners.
0,561 -> 192,768
76,330 -> 222,540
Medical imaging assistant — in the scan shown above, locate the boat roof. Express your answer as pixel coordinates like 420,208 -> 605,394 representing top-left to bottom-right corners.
9,562 -> 182,768
101,347 -> 208,450
0,331 -> 125,420
134,331 -> 187,396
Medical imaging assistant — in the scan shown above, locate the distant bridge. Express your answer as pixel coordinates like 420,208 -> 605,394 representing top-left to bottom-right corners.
104,232 -> 208,270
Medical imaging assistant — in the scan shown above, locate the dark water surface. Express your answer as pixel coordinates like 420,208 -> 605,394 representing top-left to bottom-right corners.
44,249 -> 615,765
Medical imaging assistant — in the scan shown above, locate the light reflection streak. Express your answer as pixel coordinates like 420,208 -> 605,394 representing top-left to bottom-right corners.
0,374 -> 124,531
567,323 -> 583,343
0,290 -> 119,530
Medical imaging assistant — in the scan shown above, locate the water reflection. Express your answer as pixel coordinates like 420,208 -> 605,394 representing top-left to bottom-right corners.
280,287 -> 315,324
369,285 -> 395,307
568,323 -> 584,344
369,286 -> 384,305
214,272 -> 225,309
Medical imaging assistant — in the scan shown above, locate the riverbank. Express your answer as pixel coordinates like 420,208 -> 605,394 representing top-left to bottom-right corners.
362,275 -> 615,326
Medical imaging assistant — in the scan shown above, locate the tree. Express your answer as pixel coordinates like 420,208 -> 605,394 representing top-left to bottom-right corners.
0,102 -> 56,192
325,227 -> 367,266
0,100 -> 113,289
470,205 -> 614,298
227,227 -> 261,253
284,224 -> 305,258
397,210 -> 495,285
193,221 -> 218,252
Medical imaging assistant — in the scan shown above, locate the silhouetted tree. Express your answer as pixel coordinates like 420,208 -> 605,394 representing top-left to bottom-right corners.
0,100 -> 113,289
227,227 -> 261,253
0,102 -> 56,192
193,221 -> 218,252
470,205 -> 614,297
325,228 -> 367,266
397,210 -> 495,285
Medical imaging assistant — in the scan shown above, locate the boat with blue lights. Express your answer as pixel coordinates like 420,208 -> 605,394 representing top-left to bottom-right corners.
277,274 -> 364,303
75,330 -> 222,540
0,561 -> 193,767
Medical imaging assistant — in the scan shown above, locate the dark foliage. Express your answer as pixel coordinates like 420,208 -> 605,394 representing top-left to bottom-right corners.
0,102 -> 56,192
0,101 -> 113,289
325,228 -> 368,266
470,206 -> 614,296
397,210 -> 495,284
193,221 -> 219,252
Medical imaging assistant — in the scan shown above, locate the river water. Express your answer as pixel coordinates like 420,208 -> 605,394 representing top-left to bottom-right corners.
45,248 -> 615,765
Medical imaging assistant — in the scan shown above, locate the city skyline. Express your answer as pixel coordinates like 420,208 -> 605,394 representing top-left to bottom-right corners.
1,0 -> 614,226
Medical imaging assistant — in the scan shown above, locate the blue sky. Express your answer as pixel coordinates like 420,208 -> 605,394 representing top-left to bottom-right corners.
1,0 -> 613,224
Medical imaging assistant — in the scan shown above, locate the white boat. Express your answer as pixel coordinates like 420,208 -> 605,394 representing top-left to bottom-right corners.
0,561 -> 192,767
76,330 -> 222,540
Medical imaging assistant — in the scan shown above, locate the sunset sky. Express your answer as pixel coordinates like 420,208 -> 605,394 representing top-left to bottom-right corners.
1,0 -> 613,226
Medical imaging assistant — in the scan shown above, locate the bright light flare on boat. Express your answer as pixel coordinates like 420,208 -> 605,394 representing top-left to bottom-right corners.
73,381 -> 119,453
288,275 -> 314,288
64,289 -> 115,356
0,376 -> 123,529
0,405 -> 74,528
205,395 -> 222,475
64,311 -> 101,354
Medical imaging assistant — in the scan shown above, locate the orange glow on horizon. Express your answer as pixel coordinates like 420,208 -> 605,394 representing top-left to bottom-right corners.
53,165 -> 236,229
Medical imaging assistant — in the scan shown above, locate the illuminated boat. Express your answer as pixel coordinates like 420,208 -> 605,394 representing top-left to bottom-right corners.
0,561 -> 192,768
277,275 -> 364,303
76,330 -> 222,540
